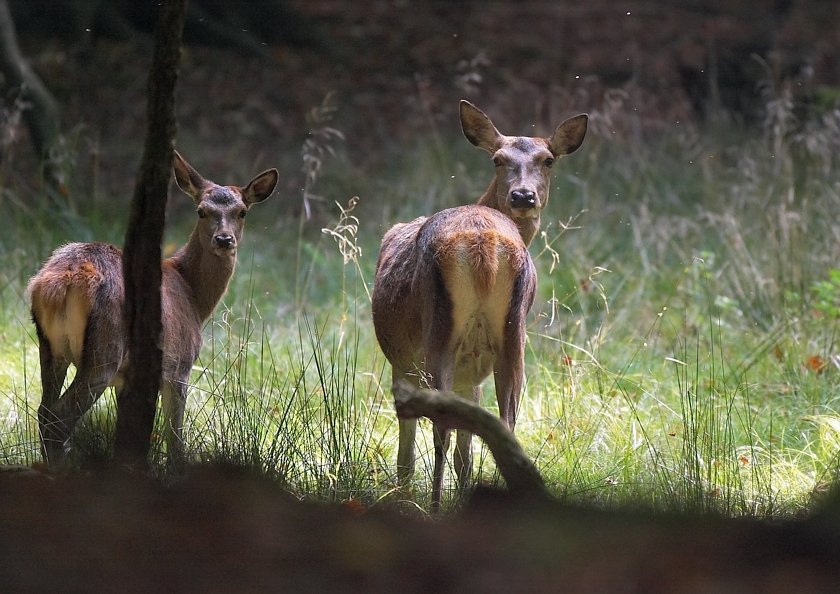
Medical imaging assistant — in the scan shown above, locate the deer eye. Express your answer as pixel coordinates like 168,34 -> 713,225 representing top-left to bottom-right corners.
493,156 -> 504,167
197,207 -> 207,218
544,157 -> 555,168
238,209 -> 247,219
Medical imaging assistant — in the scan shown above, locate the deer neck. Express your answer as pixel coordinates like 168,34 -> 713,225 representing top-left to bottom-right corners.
167,229 -> 236,322
476,178 -> 541,247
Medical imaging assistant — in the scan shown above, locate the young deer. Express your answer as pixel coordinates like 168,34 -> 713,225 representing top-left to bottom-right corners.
28,151 -> 278,465
372,100 -> 587,510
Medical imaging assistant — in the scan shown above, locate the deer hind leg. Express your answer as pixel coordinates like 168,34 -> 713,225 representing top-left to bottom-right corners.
431,422 -> 451,513
35,326 -> 70,463
426,343 -> 455,512
394,366 -> 422,490
494,274 -> 531,431
160,378 -> 188,471
43,359 -> 117,463
397,416 -> 417,488
453,385 -> 481,494
494,339 -> 524,431
40,306 -> 124,463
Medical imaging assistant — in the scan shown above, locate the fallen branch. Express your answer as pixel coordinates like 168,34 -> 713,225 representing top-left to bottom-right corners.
392,380 -> 548,500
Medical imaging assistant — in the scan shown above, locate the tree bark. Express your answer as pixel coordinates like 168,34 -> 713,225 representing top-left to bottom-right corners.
392,381 -> 549,501
114,0 -> 186,467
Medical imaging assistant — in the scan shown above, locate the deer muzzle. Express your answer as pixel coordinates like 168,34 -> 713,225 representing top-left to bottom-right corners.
213,234 -> 236,251
509,189 -> 540,217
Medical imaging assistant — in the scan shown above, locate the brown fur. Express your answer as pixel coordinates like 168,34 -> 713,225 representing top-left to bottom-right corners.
371,101 -> 587,511
436,228 -> 503,298
28,152 -> 278,466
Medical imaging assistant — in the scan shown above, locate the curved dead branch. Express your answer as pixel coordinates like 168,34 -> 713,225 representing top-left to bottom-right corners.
392,380 -> 548,501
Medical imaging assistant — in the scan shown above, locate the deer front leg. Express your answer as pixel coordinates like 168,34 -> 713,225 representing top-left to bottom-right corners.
160,378 -> 188,472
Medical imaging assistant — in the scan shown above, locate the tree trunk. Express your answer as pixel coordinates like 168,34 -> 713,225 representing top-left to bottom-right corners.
0,0 -> 63,198
114,0 -> 186,467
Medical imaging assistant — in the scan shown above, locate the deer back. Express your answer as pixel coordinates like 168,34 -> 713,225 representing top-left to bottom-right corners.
372,204 -> 535,385
28,242 -> 125,367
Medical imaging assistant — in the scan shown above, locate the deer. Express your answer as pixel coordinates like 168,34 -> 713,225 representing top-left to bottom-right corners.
27,151 -> 278,467
371,100 -> 587,511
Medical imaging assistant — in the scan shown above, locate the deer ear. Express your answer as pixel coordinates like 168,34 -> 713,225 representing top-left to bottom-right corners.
173,151 -> 210,202
548,114 -> 588,156
460,100 -> 504,153
242,169 -> 279,205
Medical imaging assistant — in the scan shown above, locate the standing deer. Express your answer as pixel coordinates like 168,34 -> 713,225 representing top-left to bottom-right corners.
28,151 -> 278,465
372,100 -> 587,510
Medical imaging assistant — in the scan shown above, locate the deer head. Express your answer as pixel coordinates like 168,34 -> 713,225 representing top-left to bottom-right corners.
173,151 -> 278,258
460,100 -> 588,245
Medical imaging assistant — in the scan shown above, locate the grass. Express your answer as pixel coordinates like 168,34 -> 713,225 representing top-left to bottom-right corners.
3,91 -> 840,517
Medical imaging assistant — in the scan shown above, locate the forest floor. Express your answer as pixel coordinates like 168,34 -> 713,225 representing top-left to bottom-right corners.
3,465 -> 840,593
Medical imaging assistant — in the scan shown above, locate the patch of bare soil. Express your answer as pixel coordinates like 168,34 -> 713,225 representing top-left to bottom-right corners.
2,467 -> 839,593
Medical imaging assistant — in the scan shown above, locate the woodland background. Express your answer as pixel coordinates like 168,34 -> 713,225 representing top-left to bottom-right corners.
3,1 -> 840,592
4,0 -> 838,206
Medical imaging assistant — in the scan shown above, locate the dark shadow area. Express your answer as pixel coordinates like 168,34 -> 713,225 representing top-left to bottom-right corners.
2,466 -> 840,593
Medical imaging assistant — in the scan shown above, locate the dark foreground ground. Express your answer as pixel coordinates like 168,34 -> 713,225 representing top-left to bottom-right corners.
2,467 -> 839,593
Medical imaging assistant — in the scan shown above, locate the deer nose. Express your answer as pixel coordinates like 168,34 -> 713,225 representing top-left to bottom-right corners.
510,189 -> 537,209
214,234 -> 235,249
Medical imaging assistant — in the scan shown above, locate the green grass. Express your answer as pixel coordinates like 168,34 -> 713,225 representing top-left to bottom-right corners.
3,98 -> 840,516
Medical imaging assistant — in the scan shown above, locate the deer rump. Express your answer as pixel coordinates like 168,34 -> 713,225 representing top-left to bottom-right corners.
373,204 -> 536,392
29,242 -> 202,391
